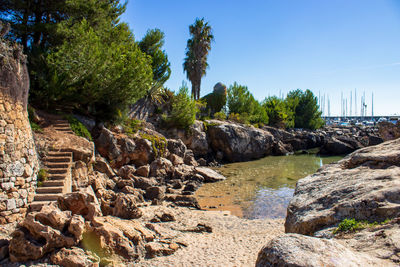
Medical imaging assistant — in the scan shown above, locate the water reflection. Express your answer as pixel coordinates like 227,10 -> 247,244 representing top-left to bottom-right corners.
195,154 -> 342,219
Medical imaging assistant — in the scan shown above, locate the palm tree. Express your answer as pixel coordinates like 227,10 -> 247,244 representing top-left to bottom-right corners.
183,18 -> 214,100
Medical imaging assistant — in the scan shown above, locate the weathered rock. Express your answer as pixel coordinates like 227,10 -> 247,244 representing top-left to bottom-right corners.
133,176 -> 158,190
51,247 -> 99,267
136,164 -> 150,177
130,138 -> 154,167
207,122 -> 275,162
94,156 -> 116,178
183,149 -> 199,166
95,127 -> 121,163
145,186 -> 165,201
72,161 -> 89,190
256,234 -> 389,267
118,165 -> 136,179
195,167 -> 226,183
319,137 -> 355,155
165,194 -> 201,209
167,139 -> 187,157
149,157 -> 174,178
286,138 -> 400,235
9,204 -> 83,262
58,188 -> 102,221
145,242 -> 179,258
168,153 -> 184,166
112,193 -> 143,219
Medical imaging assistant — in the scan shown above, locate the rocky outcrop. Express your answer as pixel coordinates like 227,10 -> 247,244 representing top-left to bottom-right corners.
207,122 -> 276,162
256,233 -> 389,267
257,138 -> 400,266
285,138 -> 400,235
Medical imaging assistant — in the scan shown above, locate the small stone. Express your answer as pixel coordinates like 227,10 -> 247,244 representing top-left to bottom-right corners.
1,182 -> 14,191
6,199 -> 16,210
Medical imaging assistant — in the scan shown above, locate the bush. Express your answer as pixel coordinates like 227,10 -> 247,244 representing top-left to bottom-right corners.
28,106 -> 43,133
214,111 -> 226,120
139,133 -> 167,158
37,168 -> 48,187
122,118 -> 143,136
162,84 -> 198,129
64,115 -> 92,141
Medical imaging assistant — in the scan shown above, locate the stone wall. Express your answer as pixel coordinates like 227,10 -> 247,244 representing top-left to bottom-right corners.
0,39 -> 39,223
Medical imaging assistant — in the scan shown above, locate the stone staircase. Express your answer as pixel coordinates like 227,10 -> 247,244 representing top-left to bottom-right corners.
29,118 -> 75,211
30,148 -> 73,211
52,119 -> 74,134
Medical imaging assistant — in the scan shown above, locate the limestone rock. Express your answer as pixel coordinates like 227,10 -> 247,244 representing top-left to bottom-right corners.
145,186 -> 165,201
51,247 -> 99,267
167,139 -> 187,157
58,188 -> 102,221
286,138 -> 400,235
136,164 -> 150,177
256,234 -> 389,267
149,157 -> 174,178
195,167 -> 226,183
118,165 -> 136,179
207,122 -> 275,162
112,193 -> 143,219
94,156 -> 116,178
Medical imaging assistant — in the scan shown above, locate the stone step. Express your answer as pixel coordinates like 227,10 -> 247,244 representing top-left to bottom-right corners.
47,174 -> 66,180
45,157 -> 71,163
55,128 -> 72,131
47,168 -> 68,175
36,187 -> 63,194
53,123 -> 70,127
42,180 -> 64,187
45,162 -> 70,169
29,201 -> 53,212
34,193 -> 63,201
47,151 -> 73,157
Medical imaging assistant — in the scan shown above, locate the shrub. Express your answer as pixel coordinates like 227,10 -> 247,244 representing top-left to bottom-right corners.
122,119 -> 143,136
139,133 -> 167,158
28,106 -> 43,133
333,218 -> 392,234
214,111 -> 226,120
162,84 -> 198,129
64,115 -> 92,141
37,168 -> 48,187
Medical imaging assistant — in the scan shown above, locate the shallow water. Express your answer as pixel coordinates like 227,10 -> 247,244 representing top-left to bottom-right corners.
195,153 -> 342,219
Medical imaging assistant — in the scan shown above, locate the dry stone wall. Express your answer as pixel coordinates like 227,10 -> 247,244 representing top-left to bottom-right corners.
0,39 -> 39,223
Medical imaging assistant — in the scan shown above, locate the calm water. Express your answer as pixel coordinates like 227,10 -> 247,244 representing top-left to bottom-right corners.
195,154 -> 342,219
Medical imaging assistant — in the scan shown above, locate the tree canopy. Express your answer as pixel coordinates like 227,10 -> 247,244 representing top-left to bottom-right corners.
183,18 -> 214,100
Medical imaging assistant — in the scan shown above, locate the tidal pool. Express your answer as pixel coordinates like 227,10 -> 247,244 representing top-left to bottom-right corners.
195,153 -> 342,219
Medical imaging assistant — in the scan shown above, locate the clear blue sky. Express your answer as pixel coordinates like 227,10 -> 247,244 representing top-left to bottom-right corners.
121,0 -> 400,116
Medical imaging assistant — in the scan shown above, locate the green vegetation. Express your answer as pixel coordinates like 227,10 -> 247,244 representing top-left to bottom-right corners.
139,133 -> 167,158
1,1 -> 167,122
28,106 -> 43,133
183,18 -> 214,100
37,168 -> 48,187
227,82 -> 268,125
262,96 -> 294,128
122,119 -> 143,136
214,111 -> 227,120
333,218 -> 392,234
162,84 -> 199,129
64,115 -> 92,141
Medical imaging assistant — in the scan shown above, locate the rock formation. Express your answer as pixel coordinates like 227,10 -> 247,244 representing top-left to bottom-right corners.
256,138 -> 400,266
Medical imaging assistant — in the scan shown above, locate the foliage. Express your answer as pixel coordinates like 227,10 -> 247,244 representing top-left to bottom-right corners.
139,133 -> 167,158
28,106 -> 43,133
64,115 -> 92,141
227,82 -> 268,125
37,168 -> 48,187
262,96 -> 294,128
201,91 -> 227,116
183,18 -> 214,100
333,218 -> 392,234
44,19 -> 153,120
286,89 -> 324,130
162,84 -> 198,129
138,28 -> 171,87
122,118 -> 143,136
214,111 -> 227,120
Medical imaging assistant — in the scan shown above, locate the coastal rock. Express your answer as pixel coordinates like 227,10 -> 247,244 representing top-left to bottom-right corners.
9,204 -> 83,262
165,194 -> 200,209
255,234 -> 388,267
112,193 -> 143,219
136,164 -> 150,177
319,137 -> 355,155
167,139 -> 187,157
94,156 -> 116,178
286,138 -> 400,235
207,122 -> 275,162
150,158 -> 174,178
195,167 -> 226,183
51,247 -> 99,267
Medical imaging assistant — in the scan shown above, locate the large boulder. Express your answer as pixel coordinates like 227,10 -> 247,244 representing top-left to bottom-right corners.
207,122 -> 275,162
286,138 -> 400,235
9,204 -> 84,262
149,157 -> 174,178
51,247 -> 99,267
195,167 -> 226,183
58,188 -> 102,221
319,137 -> 355,155
256,234 -> 389,267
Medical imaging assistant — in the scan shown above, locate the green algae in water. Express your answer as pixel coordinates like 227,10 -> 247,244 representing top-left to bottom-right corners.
195,154 -> 342,219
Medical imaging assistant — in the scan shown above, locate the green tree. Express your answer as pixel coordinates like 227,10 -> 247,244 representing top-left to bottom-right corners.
227,82 -> 268,125
262,96 -> 294,128
183,18 -> 214,100
138,28 -> 171,87
162,83 -> 198,129
286,89 -> 324,129
45,19 -> 153,120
